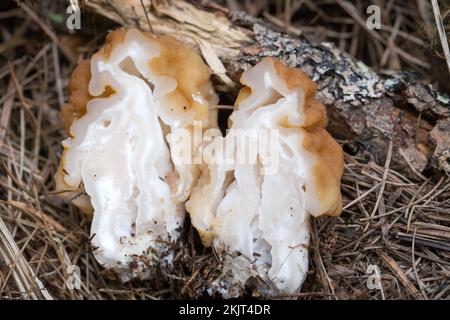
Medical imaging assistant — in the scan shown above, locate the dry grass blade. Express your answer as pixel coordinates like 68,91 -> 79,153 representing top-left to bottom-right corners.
139,0 -> 153,33
377,250 -> 425,300
431,0 -> 450,77
0,81 -> 14,147
1,200 -> 78,243
0,217 -> 53,299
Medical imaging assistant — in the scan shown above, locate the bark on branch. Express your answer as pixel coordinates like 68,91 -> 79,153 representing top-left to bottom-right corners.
83,0 -> 450,177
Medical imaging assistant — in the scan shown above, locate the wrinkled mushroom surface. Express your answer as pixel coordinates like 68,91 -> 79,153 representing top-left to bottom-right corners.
186,57 -> 343,296
55,28 -> 217,277
56,28 -> 343,294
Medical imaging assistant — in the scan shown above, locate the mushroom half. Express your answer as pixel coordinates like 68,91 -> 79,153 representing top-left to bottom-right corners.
55,28 -> 218,278
186,57 -> 344,296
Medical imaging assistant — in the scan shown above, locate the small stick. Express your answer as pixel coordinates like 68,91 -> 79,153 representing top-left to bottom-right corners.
2,200 -> 78,243
0,81 -> 14,147
431,0 -> 450,77
140,0 -> 154,33
377,250 -> 426,300
370,141 -> 393,217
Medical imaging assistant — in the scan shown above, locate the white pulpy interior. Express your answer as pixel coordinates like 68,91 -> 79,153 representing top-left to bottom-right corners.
187,58 -> 326,295
60,29 -> 216,274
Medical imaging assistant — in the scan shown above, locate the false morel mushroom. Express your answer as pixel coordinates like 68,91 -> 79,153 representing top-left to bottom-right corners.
186,57 -> 344,296
55,28 -> 217,279
55,28 -> 343,295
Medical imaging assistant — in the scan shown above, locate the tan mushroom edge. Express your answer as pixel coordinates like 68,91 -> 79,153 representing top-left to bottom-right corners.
236,57 -> 344,218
